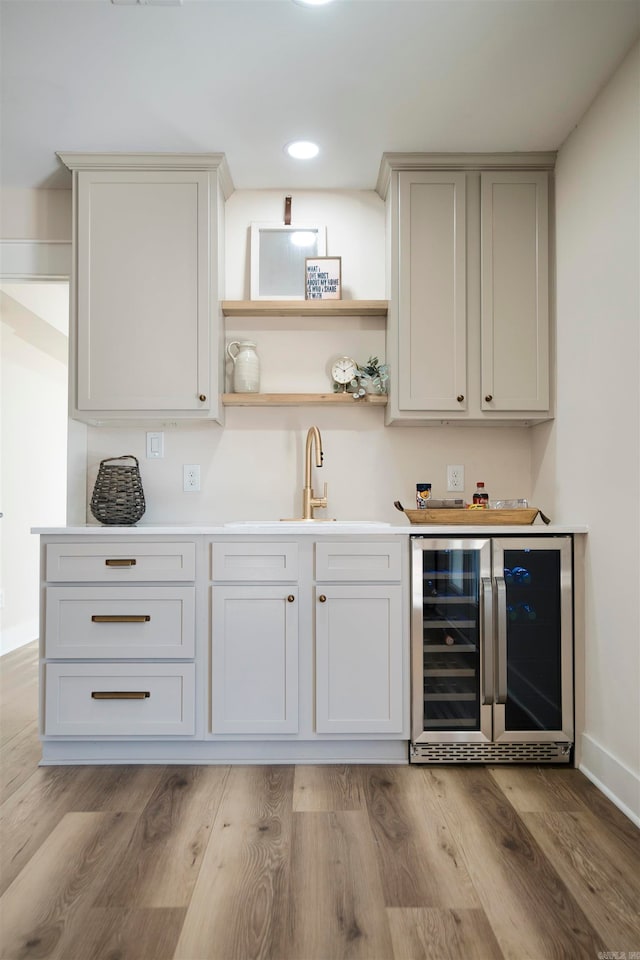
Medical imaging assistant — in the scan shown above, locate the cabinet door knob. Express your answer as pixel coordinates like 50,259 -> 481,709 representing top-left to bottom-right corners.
485,394 -> 493,402
198,394 -> 207,402
318,594 -> 327,603
287,594 -> 295,603
456,394 -> 464,403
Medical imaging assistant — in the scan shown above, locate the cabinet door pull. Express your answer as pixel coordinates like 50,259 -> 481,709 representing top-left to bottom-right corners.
485,394 -> 493,402
495,577 -> 508,704
91,615 -> 151,623
287,595 -> 295,602
199,394 -> 207,402
456,394 -> 464,403
481,578 -> 494,705
105,558 -> 137,567
318,595 -> 327,603
91,691 -> 150,700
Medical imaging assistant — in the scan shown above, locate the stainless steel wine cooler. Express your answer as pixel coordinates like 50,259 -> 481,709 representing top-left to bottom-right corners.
410,536 -> 573,763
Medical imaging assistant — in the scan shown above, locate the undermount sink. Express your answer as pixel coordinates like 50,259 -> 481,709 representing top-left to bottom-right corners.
224,520 -> 391,527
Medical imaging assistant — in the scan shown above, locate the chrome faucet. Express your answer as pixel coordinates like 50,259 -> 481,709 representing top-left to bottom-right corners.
302,426 -> 328,520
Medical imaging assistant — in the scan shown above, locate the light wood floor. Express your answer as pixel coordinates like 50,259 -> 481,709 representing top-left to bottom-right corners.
1,642 -> 639,960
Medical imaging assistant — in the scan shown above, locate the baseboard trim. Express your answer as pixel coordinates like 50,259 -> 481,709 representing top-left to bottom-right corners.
579,733 -> 640,827
40,737 -> 410,765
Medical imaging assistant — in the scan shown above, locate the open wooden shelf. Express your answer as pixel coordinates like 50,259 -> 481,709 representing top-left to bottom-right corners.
222,393 -> 388,407
221,299 -> 388,318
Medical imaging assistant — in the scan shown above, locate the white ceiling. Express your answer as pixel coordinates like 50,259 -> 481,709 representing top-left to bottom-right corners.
1,0 -> 639,192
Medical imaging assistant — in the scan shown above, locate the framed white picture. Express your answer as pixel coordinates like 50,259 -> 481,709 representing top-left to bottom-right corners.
305,257 -> 342,300
250,223 -> 326,300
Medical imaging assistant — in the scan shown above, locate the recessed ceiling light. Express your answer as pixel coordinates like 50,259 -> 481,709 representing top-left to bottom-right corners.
293,0 -> 335,6
285,140 -> 320,160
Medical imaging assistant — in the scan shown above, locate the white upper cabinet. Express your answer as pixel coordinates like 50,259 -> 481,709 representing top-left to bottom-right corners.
480,171 -> 549,412
397,171 -> 467,412
380,154 -> 554,424
59,153 -> 232,422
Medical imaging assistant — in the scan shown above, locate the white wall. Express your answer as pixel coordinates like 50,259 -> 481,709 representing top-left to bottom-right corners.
84,188 -> 533,524
532,41 -> 640,822
0,283 -> 68,654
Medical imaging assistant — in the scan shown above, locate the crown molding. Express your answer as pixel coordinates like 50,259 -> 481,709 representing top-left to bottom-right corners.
376,151 -> 557,199
56,152 -> 235,199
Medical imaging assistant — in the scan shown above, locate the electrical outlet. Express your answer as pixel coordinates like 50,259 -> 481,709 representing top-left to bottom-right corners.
183,464 -> 200,492
447,464 -> 464,492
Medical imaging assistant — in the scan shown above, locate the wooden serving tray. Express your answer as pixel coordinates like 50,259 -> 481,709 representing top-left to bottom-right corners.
404,508 -> 540,525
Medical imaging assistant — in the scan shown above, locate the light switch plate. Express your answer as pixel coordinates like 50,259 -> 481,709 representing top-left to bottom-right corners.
146,431 -> 164,458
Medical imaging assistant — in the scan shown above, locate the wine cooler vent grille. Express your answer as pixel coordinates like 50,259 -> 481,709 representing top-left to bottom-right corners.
410,741 -> 571,764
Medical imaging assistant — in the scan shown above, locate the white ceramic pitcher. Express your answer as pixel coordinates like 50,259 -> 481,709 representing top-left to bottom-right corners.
226,340 -> 260,393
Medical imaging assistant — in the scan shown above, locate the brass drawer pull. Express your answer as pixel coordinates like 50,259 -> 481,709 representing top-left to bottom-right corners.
105,558 -> 137,567
319,595 -> 327,603
456,394 -> 465,403
485,394 -> 493,402
199,394 -> 207,402
91,615 -> 151,623
91,691 -> 150,700
287,595 -> 295,603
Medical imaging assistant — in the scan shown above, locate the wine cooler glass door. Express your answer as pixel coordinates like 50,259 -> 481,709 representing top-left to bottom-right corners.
492,537 -> 573,743
411,539 -> 492,743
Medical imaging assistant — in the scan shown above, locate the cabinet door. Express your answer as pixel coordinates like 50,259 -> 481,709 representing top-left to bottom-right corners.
75,169 -> 214,416
397,171 -> 467,412
491,537 -> 573,745
481,171 -> 549,411
211,586 -> 298,734
315,584 -> 403,734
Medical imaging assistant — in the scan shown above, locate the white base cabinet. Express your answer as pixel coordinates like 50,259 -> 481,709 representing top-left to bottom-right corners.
315,584 -> 403,733
211,585 -> 299,734
38,532 -> 410,764
210,537 -> 409,741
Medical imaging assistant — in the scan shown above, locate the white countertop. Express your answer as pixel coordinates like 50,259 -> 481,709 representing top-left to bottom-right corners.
32,521 -> 588,535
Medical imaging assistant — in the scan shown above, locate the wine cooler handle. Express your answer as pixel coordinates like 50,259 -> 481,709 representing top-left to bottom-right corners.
481,577 -> 494,705
495,577 -> 508,704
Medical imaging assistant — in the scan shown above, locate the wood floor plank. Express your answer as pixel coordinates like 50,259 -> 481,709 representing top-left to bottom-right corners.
0,764 -> 164,894
44,907 -> 187,960
556,768 -> 640,850
0,644 -> 38,747
0,810 -> 137,960
387,907 -> 505,960
293,763 -> 365,811
285,809 -> 394,960
488,765 -> 586,813
94,765 -> 229,908
522,809 -> 640,950
426,766 -> 608,959
0,721 -> 41,805
173,765 -> 294,960
363,766 -> 481,909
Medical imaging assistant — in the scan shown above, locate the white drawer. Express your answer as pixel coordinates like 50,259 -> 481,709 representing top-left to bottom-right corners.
315,540 -> 403,582
211,541 -> 299,582
44,662 -> 195,736
45,541 -> 196,583
45,586 -> 195,659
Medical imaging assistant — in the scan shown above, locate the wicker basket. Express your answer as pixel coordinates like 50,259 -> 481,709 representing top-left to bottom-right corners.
90,455 -> 146,526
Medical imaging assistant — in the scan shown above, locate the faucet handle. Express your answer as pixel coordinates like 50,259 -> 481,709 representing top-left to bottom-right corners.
311,482 -> 328,510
